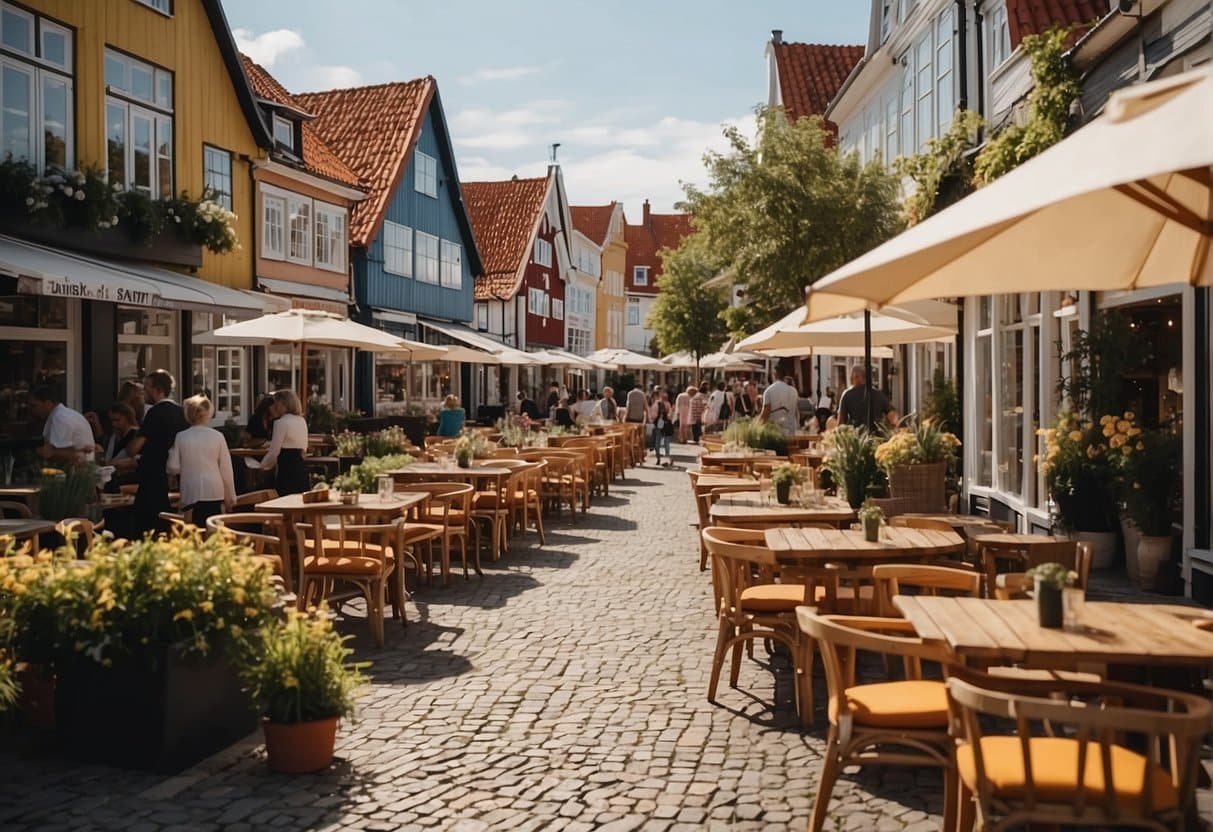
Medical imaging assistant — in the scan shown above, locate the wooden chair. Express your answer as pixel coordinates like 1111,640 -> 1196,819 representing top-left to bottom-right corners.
992,572 -> 1034,600
206,512 -> 290,590
701,526 -> 815,725
508,459 -> 546,545
889,516 -> 955,533
470,470 -> 511,561
872,563 -> 981,618
562,437 -> 610,497
409,482 -> 475,582
55,518 -> 99,558
947,671 -> 1210,832
234,488 -> 278,508
796,610 -> 958,832
0,500 -> 32,519
535,453 -> 581,520
980,539 -> 1091,598
292,519 -> 404,647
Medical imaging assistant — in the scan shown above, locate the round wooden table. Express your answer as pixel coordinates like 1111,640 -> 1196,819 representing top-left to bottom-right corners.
764,525 -> 965,566
709,492 -> 855,528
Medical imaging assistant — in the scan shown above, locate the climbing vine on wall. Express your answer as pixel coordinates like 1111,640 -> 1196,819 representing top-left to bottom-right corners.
895,109 -> 984,226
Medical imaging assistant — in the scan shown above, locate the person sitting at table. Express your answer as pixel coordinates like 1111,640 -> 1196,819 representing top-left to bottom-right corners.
258,389 -> 310,495
29,384 -> 98,464
242,395 -> 276,448
118,380 -> 146,423
553,397 -> 575,429
437,395 -> 466,436
596,386 -> 618,422
572,389 -> 596,423
103,402 -> 139,464
516,390 -> 542,421
168,395 -> 236,530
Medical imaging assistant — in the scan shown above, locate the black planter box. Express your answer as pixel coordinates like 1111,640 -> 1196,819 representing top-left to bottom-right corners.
54,647 -> 255,773
389,415 -> 429,449
0,220 -> 203,268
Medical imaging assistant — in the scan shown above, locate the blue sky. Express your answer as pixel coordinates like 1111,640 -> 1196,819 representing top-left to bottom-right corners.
222,1 -> 869,218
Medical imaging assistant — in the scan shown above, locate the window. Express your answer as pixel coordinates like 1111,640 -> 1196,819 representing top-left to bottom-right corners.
105,49 -> 172,197
552,298 -> 564,321
899,55 -> 915,157
134,0 -> 172,14
191,314 -> 244,422
415,231 -> 439,283
880,1 -> 894,43
0,5 -> 73,171
884,89 -> 898,162
986,3 -> 1012,71
287,196 -> 311,265
0,295 -> 72,441
383,221 -> 412,277
203,145 -> 232,209
476,304 -> 488,331
533,237 -> 552,267
528,287 -> 547,316
567,326 -> 590,356
935,9 -> 954,135
633,266 -> 649,286
272,115 -> 294,151
627,297 -> 640,326
414,150 -> 437,198
915,33 -> 933,149
116,307 -> 175,388
313,202 -> 346,273
261,194 -> 284,259
440,240 -> 462,288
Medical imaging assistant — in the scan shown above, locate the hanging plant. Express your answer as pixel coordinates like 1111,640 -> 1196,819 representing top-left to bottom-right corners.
895,109 -> 984,226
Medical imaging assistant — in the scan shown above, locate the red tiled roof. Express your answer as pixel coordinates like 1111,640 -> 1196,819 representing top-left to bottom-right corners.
463,176 -> 550,301
239,56 -> 362,190
296,78 -> 434,247
1006,0 -> 1103,47
772,42 -> 864,121
624,210 -> 693,295
570,203 -> 616,247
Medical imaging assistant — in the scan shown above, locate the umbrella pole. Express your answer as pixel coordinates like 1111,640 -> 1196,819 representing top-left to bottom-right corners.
300,341 -> 308,403
864,310 -> 872,430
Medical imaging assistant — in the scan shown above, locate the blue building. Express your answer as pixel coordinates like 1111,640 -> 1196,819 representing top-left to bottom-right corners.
298,78 -> 484,415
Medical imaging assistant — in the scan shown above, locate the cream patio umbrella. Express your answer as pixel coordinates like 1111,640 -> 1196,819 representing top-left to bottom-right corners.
803,67 -> 1213,322
659,351 -> 698,369
738,300 -> 957,353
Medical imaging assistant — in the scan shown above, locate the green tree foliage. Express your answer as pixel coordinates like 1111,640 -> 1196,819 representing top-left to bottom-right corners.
680,108 -> 903,331
646,234 -> 729,361
973,27 -> 1081,185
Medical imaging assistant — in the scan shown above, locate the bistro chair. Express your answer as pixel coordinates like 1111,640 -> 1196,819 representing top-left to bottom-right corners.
980,539 -> 1091,599
470,470 -> 511,561
408,482 -> 474,582
55,518 -> 100,558
508,459 -> 546,545
871,563 -> 982,618
796,609 -> 958,832
947,671 -> 1209,831
0,500 -> 32,519
234,488 -> 279,508
206,512 -> 290,590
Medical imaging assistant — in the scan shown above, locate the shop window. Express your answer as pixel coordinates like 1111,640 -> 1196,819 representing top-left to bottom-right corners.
974,328 -> 992,487
116,306 -> 175,387
0,294 -> 71,444
190,313 -> 244,422
1000,326 -> 1024,496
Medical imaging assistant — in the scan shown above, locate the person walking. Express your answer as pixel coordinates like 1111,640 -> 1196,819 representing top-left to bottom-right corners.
688,385 -> 706,443
127,370 -> 188,536
625,383 -> 647,423
168,395 -> 236,531
28,385 -> 97,464
836,366 -> 892,432
596,386 -> 618,421
674,385 -> 691,442
649,390 -> 673,467
258,389 -> 311,495
757,375 -> 800,436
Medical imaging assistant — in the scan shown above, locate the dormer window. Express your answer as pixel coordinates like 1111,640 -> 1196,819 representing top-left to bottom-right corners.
272,114 -> 294,152
880,2 -> 893,44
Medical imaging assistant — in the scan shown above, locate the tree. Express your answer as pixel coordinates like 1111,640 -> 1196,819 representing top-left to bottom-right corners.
646,234 -> 728,370
680,108 -> 903,332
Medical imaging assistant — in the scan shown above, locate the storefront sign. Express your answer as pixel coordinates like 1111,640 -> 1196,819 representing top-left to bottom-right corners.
18,275 -> 161,307
290,297 -> 348,317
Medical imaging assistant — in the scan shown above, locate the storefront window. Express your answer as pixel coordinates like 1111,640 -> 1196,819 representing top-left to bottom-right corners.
975,331 -> 992,486
117,306 -> 174,387
190,313 -> 245,422
267,345 -> 293,394
999,327 -> 1024,496
409,361 -> 453,402
0,295 -> 71,445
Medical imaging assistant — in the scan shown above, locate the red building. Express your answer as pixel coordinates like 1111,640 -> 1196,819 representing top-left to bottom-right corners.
623,199 -> 692,354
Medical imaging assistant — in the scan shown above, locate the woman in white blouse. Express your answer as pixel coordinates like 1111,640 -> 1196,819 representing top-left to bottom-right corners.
259,389 -> 310,495
167,395 -> 236,530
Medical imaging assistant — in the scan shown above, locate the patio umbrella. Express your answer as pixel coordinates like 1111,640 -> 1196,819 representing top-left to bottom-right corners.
738,300 -> 957,354
411,345 -> 496,364
699,352 -> 764,372
659,351 -> 698,369
803,66 -> 1213,322
585,348 -> 664,370
206,309 -> 432,397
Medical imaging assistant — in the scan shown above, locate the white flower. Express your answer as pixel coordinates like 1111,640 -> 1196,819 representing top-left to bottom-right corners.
109,216 -> 118,225
72,172 -> 85,185
62,186 -> 73,198
173,215 -> 180,223
74,190 -> 85,201
24,197 -> 34,207
112,183 -> 123,193
166,207 -> 173,215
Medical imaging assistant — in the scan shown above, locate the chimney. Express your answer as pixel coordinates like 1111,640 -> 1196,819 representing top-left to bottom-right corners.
771,29 -> 783,45
642,199 -> 651,225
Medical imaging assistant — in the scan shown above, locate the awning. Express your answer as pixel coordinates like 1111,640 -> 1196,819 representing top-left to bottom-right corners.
419,319 -> 542,365
258,276 -> 350,303
0,234 -> 267,317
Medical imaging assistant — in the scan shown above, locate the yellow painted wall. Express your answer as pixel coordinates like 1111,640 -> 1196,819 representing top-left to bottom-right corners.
596,213 -> 628,349
24,0 -> 264,288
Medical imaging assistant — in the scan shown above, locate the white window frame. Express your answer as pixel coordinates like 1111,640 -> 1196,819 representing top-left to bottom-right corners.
627,297 -> 640,326
935,8 -> 954,135
985,2 -> 1012,72
272,114 -> 294,151
383,221 -> 412,277
313,201 -> 346,273
533,237 -> 553,267
633,266 -> 649,287
261,193 -> 285,260
440,240 -> 462,289
415,231 -> 439,284
286,195 -> 311,266
203,144 -> 232,210
133,0 -> 172,15
476,304 -> 488,331
105,50 -> 172,198
0,6 -> 75,173
528,287 -> 546,316
552,298 -> 564,321
914,30 -> 934,150
414,150 -> 437,198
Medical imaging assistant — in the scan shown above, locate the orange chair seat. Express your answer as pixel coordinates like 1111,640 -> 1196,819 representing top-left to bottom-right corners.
401,523 -> 443,543
843,680 -> 949,728
956,736 -> 1178,813
739,583 -> 807,612
424,509 -> 469,525
304,553 -> 393,575
813,584 -> 874,603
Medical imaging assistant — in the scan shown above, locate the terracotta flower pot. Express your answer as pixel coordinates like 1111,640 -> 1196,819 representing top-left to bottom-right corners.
1136,535 -> 1172,592
1076,531 -> 1117,570
263,716 -> 339,774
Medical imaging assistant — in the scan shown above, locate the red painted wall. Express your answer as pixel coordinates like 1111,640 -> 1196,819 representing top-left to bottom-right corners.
522,219 -> 565,348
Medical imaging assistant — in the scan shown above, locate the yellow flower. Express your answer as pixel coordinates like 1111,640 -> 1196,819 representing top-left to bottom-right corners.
243,607 -> 259,618
232,587 -> 246,605
1122,445 -> 1133,456
1068,430 -> 1083,442
1086,446 -> 1098,459
1100,415 -> 1114,426
1102,424 -> 1115,438
1116,420 -> 1131,433
174,609 -> 193,622
229,624 -> 243,639
1124,411 -> 1135,421
1109,434 -> 1126,448
1127,427 -> 1141,437
1135,442 -> 1145,451
283,674 -> 299,689
199,600 -> 214,614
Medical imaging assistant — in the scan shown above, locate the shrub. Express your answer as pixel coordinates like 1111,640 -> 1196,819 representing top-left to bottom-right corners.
823,425 -> 880,509
721,418 -> 789,455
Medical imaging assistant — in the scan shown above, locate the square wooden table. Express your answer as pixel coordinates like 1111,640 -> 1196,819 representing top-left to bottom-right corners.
895,595 -> 1213,670
711,493 -> 855,527
764,525 -> 965,566
0,518 -> 55,550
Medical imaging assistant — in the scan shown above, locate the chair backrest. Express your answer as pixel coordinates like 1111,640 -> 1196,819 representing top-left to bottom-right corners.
889,516 -> 955,533
872,563 -> 981,616
982,539 -> 1084,594
701,526 -> 787,616
234,488 -> 279,508
0,500 -> 32,519
489,447 -> 519,458
992,572 -> 1033,600
947,672 -> 1211,825
56,518 -> 96,555
207,512 -> 286,556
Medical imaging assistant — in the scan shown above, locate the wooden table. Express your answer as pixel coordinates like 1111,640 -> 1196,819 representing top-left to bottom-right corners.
710,493 -> 855,527
0,518 -> 55,549
896,596 -> 1213,671
901,513 -> 1004,534
699,450 -> 780,476
764,525 -> 964,566
391,462 -> 515,481
255,492 -> 428,593
693,474 -> 758,491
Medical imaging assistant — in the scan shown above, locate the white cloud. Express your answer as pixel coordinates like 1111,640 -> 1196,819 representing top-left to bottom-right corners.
307,65 -> 364,89
232,28 -> 304,68
450,101 -> 567,151
459,65 -> 547,85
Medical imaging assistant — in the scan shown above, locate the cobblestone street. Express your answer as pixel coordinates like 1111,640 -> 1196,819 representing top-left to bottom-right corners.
0,442 -> 956,831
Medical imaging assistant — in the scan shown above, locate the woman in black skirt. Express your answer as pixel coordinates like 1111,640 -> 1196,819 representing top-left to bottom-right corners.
258,389 -> 310,495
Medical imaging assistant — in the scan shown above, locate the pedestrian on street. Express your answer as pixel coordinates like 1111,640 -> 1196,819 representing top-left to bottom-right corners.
688,386 -> 706,443
168,395 -> 236,531
649,389 -> 673,467
258,389 -> 311,496
596,386 -> 618,421
625,383 -> 647,423
757,375 -> 800,436
127,370 -> 188,536
674,385 -> 691,442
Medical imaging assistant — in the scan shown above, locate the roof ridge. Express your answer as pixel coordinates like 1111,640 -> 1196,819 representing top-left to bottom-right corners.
297,75 -> 433,98
776,40 -> 864,49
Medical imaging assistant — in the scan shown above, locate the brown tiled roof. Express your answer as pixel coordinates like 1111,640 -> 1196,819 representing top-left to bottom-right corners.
463,176 -> 550,301
239,56 -> 362,190
1007,0 -> 1102,48
570,203 -> 616,247
296,78 -> 434,246
772,42 -> 864,121
624,210 -> 693,295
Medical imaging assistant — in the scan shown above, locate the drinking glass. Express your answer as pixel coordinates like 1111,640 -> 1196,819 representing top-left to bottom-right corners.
758,477 -> 771,504
1063,587 -> 1084,630
377,475 -> 393,502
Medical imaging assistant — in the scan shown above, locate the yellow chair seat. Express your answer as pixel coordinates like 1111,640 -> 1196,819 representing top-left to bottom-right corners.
304,553 -> 393,575
425,509 -> 469,525
843,680 -> 949,728
813,584 -> 874,603
956,736 -> 1177,813
739,583 -> 806,612
401,523 -> 443,543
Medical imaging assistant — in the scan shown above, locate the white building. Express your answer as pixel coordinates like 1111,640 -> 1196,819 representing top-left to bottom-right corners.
567,228 -> 600,355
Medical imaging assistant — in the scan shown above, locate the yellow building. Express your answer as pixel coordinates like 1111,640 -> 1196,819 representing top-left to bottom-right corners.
571,203 -> 627,350
0,0 -> 275,432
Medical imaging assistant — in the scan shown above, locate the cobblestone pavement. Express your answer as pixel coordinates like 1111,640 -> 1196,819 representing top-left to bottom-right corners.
0,443 -> 1208,831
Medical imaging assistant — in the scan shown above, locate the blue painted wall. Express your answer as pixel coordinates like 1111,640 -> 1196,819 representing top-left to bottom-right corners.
353,103 -> 475,324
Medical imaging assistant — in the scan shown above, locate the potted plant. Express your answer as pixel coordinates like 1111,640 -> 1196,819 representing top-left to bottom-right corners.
874,420 -> 959,514
1027,562 -> 1076,629
770,463 -> 807,505
1039,412 -> 1117,568
37,462 -> 98,522
1120,425 -> 1180,590
241,608 -> 366,773
721,418 -> 789,456
333,430 -> 364,462
332,474 -> 360,505
823,426 -> 880,510
858,502 -> 884,542
454,436 -> 474,469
